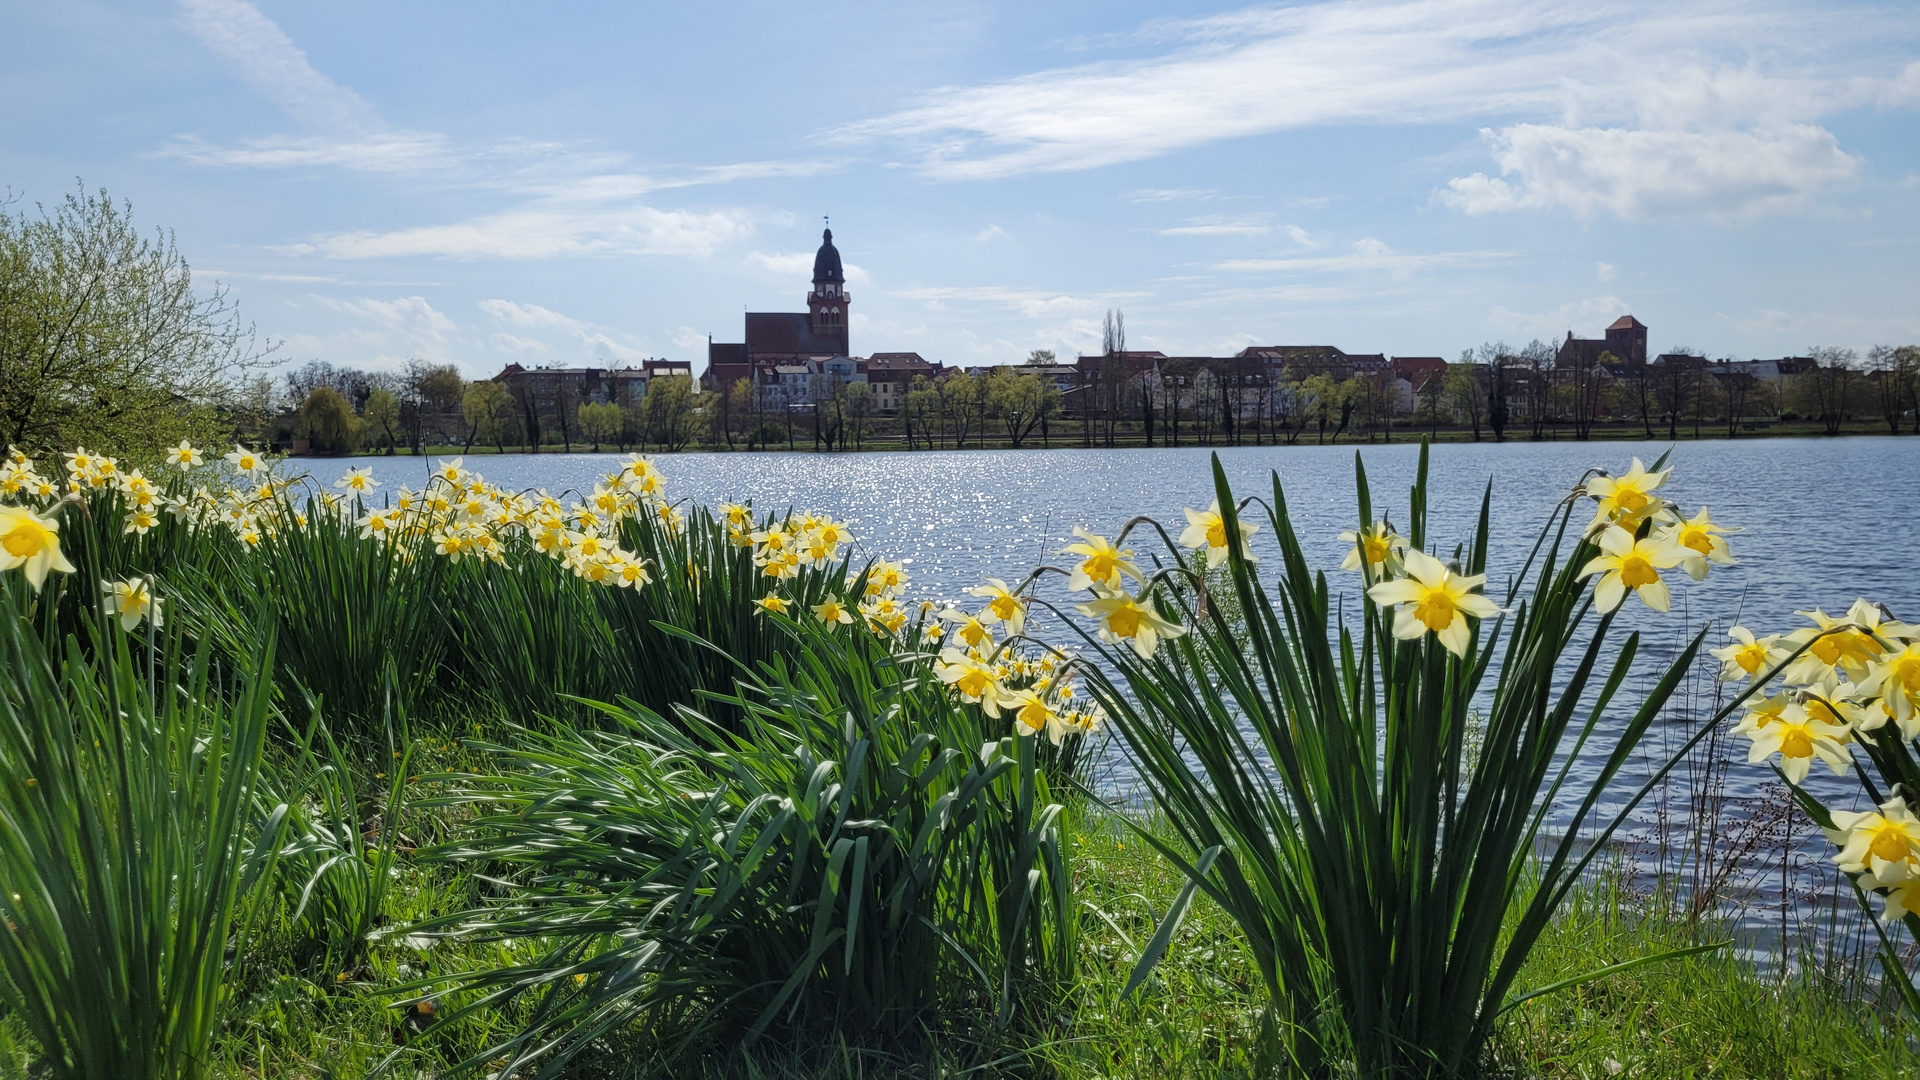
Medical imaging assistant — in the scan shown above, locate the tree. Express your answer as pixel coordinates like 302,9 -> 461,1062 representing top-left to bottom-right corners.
1026,349 -> 1056,365
1793,346 -> 1862,436
904,375 -> 939,450
844,381 -> 873,451
941,371 -> 978,449
362,387 -> 402,454
1654,348 -> 1704,439
577,400 -> 623,452
1444,358 -> 1485,440
988,369 -> 1054,448
1867,344 -> 1920,435
298,386 -> 358,454
642,374 -> 697,452
462,380 -> 516,453
0,183 -> 269,460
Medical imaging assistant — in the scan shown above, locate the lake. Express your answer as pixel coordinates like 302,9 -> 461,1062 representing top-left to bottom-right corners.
332,437 -> 1920,947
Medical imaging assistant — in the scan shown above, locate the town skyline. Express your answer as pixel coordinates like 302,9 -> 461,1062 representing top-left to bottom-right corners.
6,1 -> 1916,379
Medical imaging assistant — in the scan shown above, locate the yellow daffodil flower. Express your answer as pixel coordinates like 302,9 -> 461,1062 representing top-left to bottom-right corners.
1061,528 -> 1143,593
940,608 -> 995,649
1179,500 -> 1259,569
967,578 -> 1028,637
1583,457 -> 1669,530
225,446 -> 269,478
812,598 -> 854,626
124,509 -> 159,536
754,594 -> 790,615
335,467 -> 380,493
101,577 -> 161,632
1710,626 -> 1786,682
1663,506 -> 1736,581
166,440 -> 202,470
1782,603 -> 1885,683
1338,521 -> 1408,577
434,458 -> 466,485
1825,796 -> 1920,887
1001,688 -> 1055,738
935,648 -> 1006,716
0,505 -> 76,591
1857,643 -> 1920,730
1578,526 -> 1684,614
1741,702 -> 1850,784
1076,589 -> 1187,659
1366,548 -> 1501,657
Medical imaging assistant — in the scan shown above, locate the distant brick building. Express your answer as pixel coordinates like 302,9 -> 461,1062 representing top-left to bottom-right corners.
1558,315 -> 1648,370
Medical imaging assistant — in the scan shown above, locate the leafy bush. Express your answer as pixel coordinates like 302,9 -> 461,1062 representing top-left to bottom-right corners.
0,587 -> 287,1080
394,614 -> 1074,1076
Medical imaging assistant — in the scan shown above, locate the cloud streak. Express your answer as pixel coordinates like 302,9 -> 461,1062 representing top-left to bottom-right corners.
177,0 -> 380,133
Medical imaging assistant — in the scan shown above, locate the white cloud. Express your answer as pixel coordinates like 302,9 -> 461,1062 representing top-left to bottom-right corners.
1596,261 -> 1616,282
477,299 -> 646,361
836,0 -> 1902,225
746,250 -> 870,283
1440,123 -> 1860,221
159,132 -> 459,172
972,224 -> 1010,241
488,333 -> 550,353
1160,213 -> 1272,236
1285,225 -> 1324,248
893,285 -> 1124,319
1123,188 -> 1215,202
1219,238 -> 1514,274
1486,295 -> 1630,340
177,0 -> 380,133
310,295 -> 457,338
291,204 -> 757,260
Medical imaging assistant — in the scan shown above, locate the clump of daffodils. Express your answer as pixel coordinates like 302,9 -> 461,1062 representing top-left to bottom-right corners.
1575,457 -> 1737,614
1721,596 -> 1920,912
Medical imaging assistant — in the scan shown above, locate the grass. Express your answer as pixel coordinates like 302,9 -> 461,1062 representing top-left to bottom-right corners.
6,793 -> 1891,1080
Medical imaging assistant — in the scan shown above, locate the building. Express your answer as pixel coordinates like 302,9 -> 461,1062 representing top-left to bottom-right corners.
864,352 -> 937,412
493,360 -> 692,414
1557,315 -> 1648,370
705,228 -> 851,383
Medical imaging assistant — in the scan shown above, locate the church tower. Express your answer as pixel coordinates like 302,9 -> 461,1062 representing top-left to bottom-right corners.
806,227 -> 850,355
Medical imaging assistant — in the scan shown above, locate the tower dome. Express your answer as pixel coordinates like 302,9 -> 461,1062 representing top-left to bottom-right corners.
812,228 -> 843,285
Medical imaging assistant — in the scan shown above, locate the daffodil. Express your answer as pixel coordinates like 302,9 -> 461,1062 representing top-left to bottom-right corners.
1782,603 -> 1885,683
1856,642 -> 1920,734
166,440 -> 203,470
1179,500 -> 1259,569
940,608 -> 995,650
967,578 -> 1028,637
358,510 -> 396,541
1741,701 -> 1851,784
1001,687 -> 1055,738
101,576 -> 162,632
1076,589 -> 1187,658
1061,528 -> 1143,592
1338,521 -> 1408,578
1366,548 -> 1501,657
1825,796 -> 1920,887
1583,457 -> 1669,530
0,505 -> 76,590
1578,526 -> 1685,614
754,594 -> 790,615
335,466 -> 380,493
124,508 -> 159,535
1662,506 -> 1736,581
225,446 -> 268,478
935,648 -> 1006,716
868,560 -> 909,596
812,597 -> 854,626
434,458 -> 467,486
1710,626 -> 1786,682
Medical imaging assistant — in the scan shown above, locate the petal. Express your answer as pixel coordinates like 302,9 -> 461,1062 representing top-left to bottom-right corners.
1401,548 -> 1446,586
1392,608 -> 1425,640
1368,579 -> 1424,605
1637,580 -> 1671,612
1438,619 -> 1470,657
1593,573 -> 1625,614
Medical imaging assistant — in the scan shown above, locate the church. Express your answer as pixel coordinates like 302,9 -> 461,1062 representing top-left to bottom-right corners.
703,227 -> 852,386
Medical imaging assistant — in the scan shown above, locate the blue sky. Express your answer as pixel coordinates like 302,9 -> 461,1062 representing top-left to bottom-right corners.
4,0 -> 1917,378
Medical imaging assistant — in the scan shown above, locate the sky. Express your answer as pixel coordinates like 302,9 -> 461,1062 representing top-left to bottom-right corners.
3,0 -> 1918,379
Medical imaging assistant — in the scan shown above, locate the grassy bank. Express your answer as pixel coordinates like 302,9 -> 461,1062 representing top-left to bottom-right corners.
0,443 -> 1912,1079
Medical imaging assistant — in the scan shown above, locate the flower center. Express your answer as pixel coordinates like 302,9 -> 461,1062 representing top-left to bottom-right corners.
990,596 -> 1019,620
1363,537 -> 1391,564
1619,554 -> 1658,588
1870,826 -> 1911,864
1107,605 -> 1143,639
1681,528 -> 1713,555
1616,489 -> 1648,514
1413,589 -> 1456,632
1736,644 -> 1766,673
2,520 -> 50,558
1205,520 -> 1227,548
1779,726 -> 1814,759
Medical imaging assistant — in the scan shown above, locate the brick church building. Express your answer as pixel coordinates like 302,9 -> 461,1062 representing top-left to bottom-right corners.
703,228 -> 854,389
